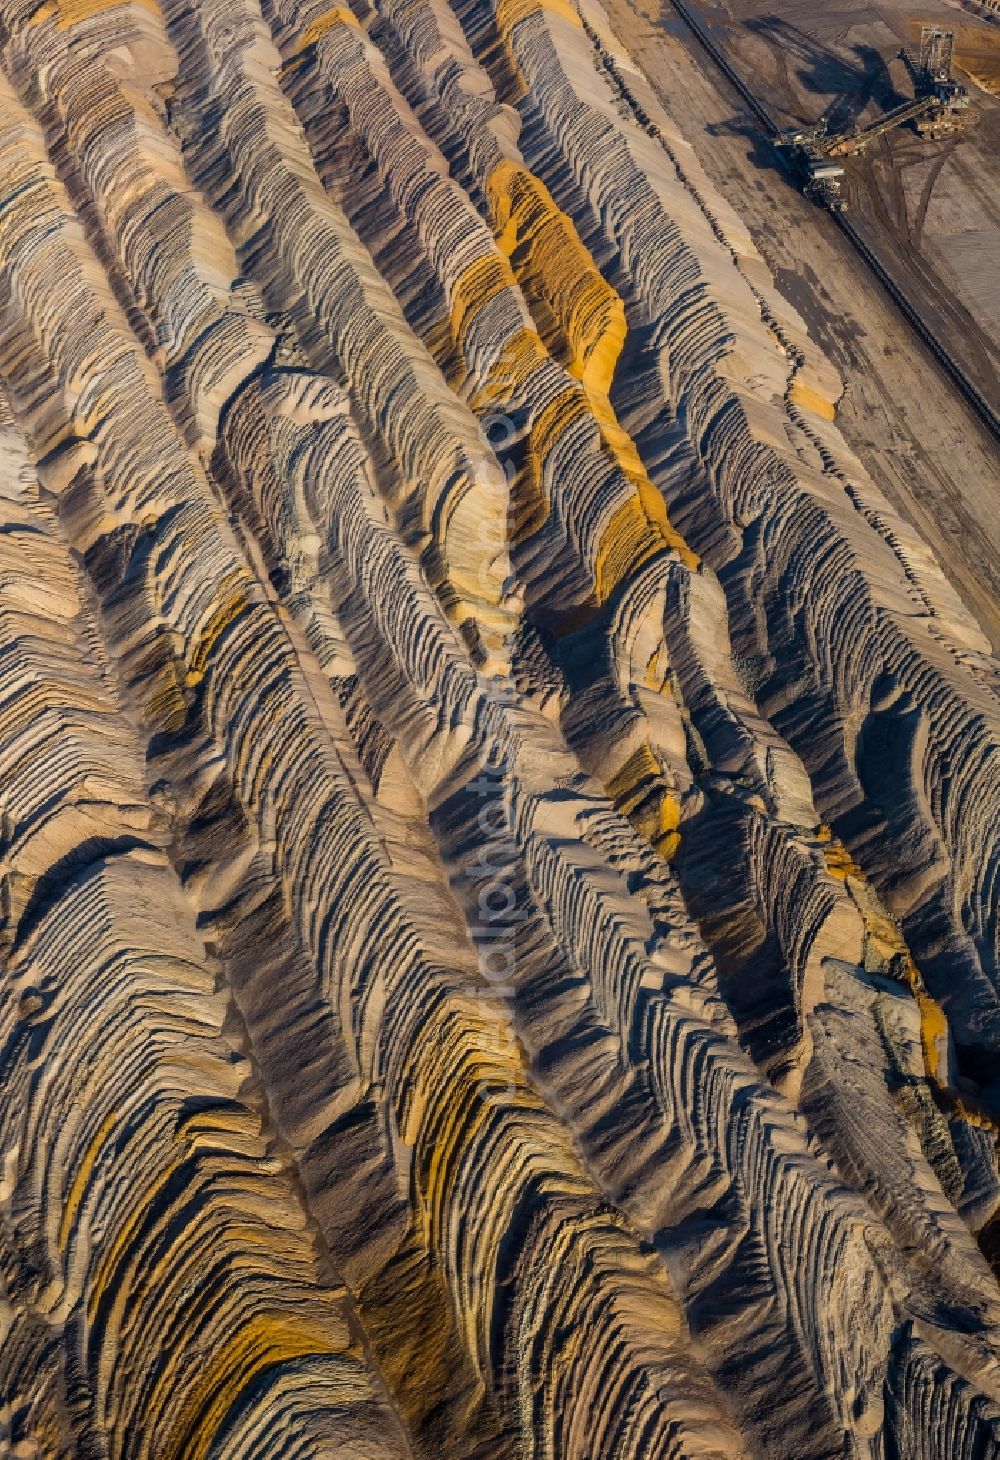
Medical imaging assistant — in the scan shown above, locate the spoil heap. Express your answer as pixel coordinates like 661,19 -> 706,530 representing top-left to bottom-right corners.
0,0 -> 998,1456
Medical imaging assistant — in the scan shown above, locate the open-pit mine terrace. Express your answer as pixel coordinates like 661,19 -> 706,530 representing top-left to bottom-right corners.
0,0 -> 998,1456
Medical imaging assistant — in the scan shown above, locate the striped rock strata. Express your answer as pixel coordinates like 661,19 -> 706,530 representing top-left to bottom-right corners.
0,0 -> 997,1456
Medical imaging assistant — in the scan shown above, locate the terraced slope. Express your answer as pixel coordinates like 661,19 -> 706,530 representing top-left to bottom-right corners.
0,0 -> 998,1455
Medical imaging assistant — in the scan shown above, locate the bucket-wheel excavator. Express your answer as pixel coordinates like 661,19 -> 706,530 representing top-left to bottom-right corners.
777,27 -> 971,210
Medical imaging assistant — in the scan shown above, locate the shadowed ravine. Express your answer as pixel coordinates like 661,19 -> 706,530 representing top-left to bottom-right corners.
0,0 -> 998,1456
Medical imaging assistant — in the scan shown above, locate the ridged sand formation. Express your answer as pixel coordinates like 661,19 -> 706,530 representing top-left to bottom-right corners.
0,0 -> 998,1454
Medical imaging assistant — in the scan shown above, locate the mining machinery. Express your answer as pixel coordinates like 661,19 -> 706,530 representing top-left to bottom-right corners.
777,27 -> 971,210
